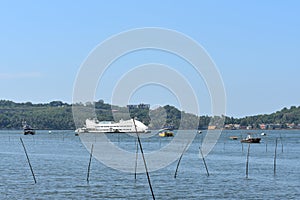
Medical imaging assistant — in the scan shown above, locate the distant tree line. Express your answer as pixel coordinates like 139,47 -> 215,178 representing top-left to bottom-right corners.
0,100 -> 300,130
224,106 -> 300,129
0,100 -> 75,129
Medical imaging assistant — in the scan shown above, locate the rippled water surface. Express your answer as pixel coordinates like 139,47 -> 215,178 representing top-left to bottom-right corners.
0,130 -> 299,199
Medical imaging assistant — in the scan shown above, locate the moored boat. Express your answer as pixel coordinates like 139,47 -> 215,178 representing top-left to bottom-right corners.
158,129 -> 174,137
241,134 -> 261,143
229,136 -> 238,140
22,121 -> 35,135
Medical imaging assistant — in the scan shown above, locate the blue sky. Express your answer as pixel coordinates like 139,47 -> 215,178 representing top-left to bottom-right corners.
0,1 -> 299,117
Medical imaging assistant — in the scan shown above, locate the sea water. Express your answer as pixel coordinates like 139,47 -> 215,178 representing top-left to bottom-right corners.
0,130 -> 299,199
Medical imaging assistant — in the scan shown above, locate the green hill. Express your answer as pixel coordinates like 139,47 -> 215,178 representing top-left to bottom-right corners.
226,106 -> 300,129
0,100 -> 299,130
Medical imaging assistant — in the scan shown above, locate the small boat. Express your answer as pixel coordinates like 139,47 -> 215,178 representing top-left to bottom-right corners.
22,121 -> 35,135
229,136 -> 238,140
241,134 -> 261,143
158,129 -> 174,137
198,130 -> 202,134
261,132 -> 267,136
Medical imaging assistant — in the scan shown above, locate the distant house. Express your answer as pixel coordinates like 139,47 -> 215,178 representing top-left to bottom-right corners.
224,124 -> 233,129
268,123 -> 282,129
234,124 -> 240,129
127,103 -> 150,110
208,125 -> 216,130
224,124 -> 240,130
259,124 -> 266,130
246,125 -> 252,130
286,123 -> 295,129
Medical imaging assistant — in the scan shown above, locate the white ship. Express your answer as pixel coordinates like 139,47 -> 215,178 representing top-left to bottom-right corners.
76,118 -> 149,133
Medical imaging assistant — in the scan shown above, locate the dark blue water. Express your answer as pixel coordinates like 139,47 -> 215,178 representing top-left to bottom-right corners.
0,130 -> 299,199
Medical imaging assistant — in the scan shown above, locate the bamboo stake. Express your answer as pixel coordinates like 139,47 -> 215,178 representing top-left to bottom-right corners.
265,136 -> 268,153
174,142 -> 189,178
274,138 -> 278,175
159,136 -> 161,148
133,118 -> 155,200
20,137 -> 37,184
200,132 -> 203,144
245,144 -> 250,179
87,144 -> 94,182
241,134 -> 244,152
280,138 -> 283,153
199,147 -> 210,177
134,138 -> 138,180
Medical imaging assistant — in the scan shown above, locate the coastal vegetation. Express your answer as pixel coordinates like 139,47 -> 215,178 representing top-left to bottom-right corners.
0,100 -> 300,130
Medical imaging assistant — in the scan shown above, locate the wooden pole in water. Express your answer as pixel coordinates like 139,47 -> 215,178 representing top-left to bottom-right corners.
280,136 -> 283,153
199,147 -> 210,177
265,136 -> 268,153
159,136 -> 161,148
20,137 -> 37,184
174,142 -> 189,178
245,144 -> 250,179
133,118 -> 155,200
274,138 -> 278,176
201,132 -> 203,144
87,144 -> 94,182
134,138 -> 138,180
